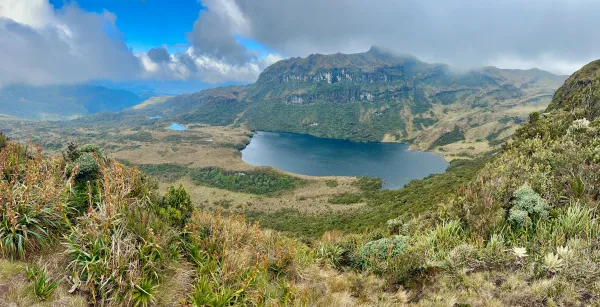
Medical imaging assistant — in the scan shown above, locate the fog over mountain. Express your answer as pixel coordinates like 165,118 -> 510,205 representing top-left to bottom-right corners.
1,0 -> 599,88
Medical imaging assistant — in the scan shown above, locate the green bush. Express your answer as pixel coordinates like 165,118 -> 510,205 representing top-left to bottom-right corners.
0,132 -> 8,151
358,235 -> 407,268
156,185 -> 194,228
64,143 -> 104,181
327,193 -> 362,204
190,167 -> 301,195
138,163 -> 189,182
76,143 -> 104,159
508,184 -> 549,228
353,176 -> 383,191
429,126 -> 465,149
325,180 -> 338,187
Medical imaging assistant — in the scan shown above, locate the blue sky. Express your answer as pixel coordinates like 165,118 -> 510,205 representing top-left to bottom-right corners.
48,0 -> 267,54
41,0 -> 272,94
49,0 -> 203,52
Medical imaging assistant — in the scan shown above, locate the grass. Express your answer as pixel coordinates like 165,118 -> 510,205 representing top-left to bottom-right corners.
5,62 -> 600,305
0,138 -> 405,306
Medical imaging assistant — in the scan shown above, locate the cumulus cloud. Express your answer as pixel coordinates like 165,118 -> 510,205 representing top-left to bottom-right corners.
0,0 -> 141,85
139,47 -> 282,84
3,0 -> 596,87
188,0 -> 252,65
196,0 -> 600,75
0,0 -> 276,86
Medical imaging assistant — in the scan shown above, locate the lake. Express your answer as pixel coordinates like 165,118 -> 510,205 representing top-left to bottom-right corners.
169,123 -> 187,131
241,131 -> 449,189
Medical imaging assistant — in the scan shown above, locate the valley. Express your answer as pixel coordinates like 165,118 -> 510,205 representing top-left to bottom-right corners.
0,49 -> 566,239
135,48 -> 566,159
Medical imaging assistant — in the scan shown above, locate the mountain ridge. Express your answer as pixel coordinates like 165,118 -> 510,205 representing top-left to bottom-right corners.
142,48 -> 566,157
0,84 -> 148,120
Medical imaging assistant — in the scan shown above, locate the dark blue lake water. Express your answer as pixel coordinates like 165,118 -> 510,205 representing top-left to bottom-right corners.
241,131 -> 449,189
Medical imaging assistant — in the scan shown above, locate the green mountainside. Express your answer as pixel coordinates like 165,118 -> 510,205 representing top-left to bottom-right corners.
146,47 -> 566,153
547,59 -> 600,116
0,84 -> 146,120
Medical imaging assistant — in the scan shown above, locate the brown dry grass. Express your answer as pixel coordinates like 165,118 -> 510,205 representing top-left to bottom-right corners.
0,259 -> 87,307
162,175 -> 364,214
3,122 -> 367,215
131,96 -> 172,110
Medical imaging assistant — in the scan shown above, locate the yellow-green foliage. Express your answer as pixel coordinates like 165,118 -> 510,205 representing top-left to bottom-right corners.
155,184 -> 194,228
341,61 -> 600,305
0,138 -> 401,306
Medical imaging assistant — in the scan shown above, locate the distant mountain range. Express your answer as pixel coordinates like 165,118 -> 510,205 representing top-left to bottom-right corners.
0,84 -> 152,120
140,47 -> 567,152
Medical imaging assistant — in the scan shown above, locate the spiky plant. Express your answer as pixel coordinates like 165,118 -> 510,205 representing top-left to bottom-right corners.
316,242 -> 346,269
543,252 -> 564,273
131,279 -> 157,307
30,266 -> 61,301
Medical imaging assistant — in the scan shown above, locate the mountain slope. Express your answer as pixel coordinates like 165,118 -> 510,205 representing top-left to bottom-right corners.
547,59 -> 600,116
0,84 -> 145,120
1,59 -> 599,306
147,47 -> 566,155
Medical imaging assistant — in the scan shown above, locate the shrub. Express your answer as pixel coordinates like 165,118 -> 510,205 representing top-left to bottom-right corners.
190,167 -> 300,194
64,143 -> 105,182
325,179 -> 338,187
327,193 -> 362,204
156,185 -> 194,228
353,176 -> 383,191
566,118 -> 590,135
508,185 -> 549,228
386,218 -> 403,235
358,235 -> 407,268
0,132 -> 8,151
137,163 -> 189,182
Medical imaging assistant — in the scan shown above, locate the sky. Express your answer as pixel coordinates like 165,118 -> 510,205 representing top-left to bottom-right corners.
1,0 -> 600,94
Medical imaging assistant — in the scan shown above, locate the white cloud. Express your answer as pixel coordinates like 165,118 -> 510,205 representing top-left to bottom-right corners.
0,1 -> 141,86
6,0 -> 593,88
198,0 -> 600,75
0,0 -> 57,28
139,46 -> 282,84
0,0 -> 278,87
490,54 -> 586,76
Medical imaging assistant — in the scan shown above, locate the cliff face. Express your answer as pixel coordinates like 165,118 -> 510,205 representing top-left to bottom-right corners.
147,48 -> 567,150
252,47 -> 444,105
